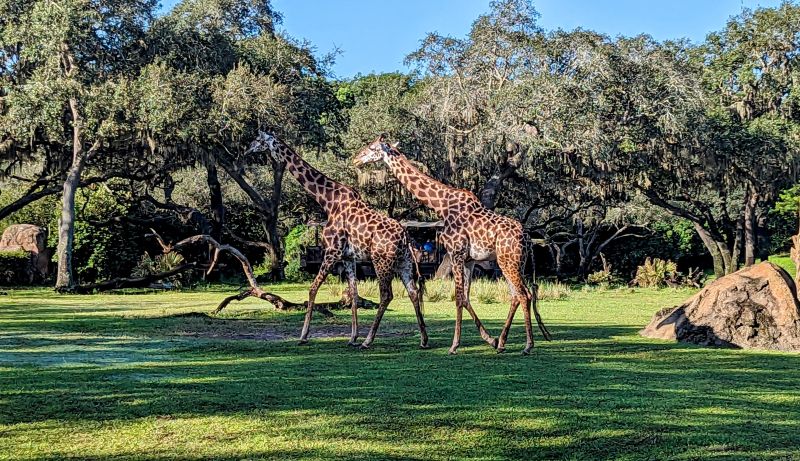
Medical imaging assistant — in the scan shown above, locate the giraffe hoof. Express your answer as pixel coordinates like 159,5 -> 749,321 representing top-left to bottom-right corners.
522,348 -> 532,355
347,341 -> 359,347
496,347 -> 506,354
490,338 -> 499,349
448,347 -> 458,355
419,343 -> 431,350
297,339 -> 309,346
359,343 -> 371,351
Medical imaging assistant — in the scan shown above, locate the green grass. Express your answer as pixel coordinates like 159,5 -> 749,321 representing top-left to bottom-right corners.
769,253 -> 796,279
1,284 -> 800,460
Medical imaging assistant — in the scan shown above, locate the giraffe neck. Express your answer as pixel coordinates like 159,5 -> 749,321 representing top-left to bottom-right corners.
384,150 -> 460,218
275,143 -> 352,215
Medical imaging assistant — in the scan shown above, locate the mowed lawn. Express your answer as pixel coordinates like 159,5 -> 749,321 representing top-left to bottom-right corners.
1,284 -> 800,460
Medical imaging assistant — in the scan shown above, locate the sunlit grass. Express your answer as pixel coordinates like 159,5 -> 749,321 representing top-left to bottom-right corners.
1,285 -> 799,460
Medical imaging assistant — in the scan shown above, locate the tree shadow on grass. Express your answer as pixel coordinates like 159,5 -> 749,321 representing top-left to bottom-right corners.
2,307 -> 800,460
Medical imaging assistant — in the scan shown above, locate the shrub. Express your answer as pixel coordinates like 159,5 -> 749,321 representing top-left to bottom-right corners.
0,250 -> 31,285
634,257 -> 678,288
284,225 -> 315,282
587,254 -> 613,286
132,251 -> 188,287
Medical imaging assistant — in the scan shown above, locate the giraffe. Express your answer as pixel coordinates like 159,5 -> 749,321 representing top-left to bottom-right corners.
352,134 -> 551,355
245,131 -> 429,349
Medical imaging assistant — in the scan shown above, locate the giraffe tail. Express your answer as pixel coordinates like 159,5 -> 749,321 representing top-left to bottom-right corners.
529,284 -> 552,341
409,242 -> 426,315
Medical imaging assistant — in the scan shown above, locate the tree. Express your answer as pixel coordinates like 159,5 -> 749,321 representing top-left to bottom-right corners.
703,2 -> 800,266
1,0 -> 157,289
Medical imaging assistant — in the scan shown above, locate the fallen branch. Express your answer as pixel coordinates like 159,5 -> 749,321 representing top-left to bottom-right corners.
69,262 -> 198,294
156,231 -> 379,315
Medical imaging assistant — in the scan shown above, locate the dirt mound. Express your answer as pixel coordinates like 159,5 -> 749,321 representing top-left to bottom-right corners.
641,262 -> 800,351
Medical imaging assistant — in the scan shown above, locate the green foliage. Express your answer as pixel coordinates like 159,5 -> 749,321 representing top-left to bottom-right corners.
0,250 -> 30,285
634,257 -> 678,288
283,225 -> 314,282
605,217 -> 705,278
0,186 -> 58,232
132,251 -> 187,287
587,269 -> 613,286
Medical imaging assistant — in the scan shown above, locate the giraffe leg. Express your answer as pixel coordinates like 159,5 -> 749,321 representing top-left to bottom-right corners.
497,252 -> 536,354
461,261 -> 497,348
299,253 -> 338,344
343,260 -> 359,347
497,296 -> 521,353
449,260 -> 467,355
530,283 -> 552,341
521,286 -> 534,355
400,265 -> 429,349
360,267 -> 394,349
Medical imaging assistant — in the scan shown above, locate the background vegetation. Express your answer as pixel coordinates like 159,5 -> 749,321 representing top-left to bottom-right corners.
1,0 -> 799,288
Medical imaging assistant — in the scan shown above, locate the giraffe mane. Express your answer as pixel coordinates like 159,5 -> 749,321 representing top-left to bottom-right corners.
386,144 -> 480,203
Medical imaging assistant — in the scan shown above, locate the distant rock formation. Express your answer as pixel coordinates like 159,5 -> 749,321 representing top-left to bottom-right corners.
0,224 -> 49,281
641,262 -> 800,351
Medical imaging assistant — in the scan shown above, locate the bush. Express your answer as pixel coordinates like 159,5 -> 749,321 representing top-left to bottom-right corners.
634,257 -> 678,288
0,250 -> 31,285
132,251 -> 188,287
587,270 -> 612,285
284,225 -> 315,282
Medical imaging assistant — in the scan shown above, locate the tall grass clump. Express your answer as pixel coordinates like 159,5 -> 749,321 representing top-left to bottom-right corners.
473,278 -> 506,304
536,280 -> 572,301
391,279 -> 409,299
357,279 -> 379,298
424,278 -> 453,302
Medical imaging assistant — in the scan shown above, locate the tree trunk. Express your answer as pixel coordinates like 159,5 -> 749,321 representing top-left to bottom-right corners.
206,161 -> 225,241
744,191 -> 758,267
693,222 -> 726,278
731,215 -> 744,271
267,158 -> 286,280
718,240 -> 734,275
434,254 -> 453,279
217,157 -> 280,277
54,157 -> 87,289
55,96 -> 97,290
477,142 -> 524,210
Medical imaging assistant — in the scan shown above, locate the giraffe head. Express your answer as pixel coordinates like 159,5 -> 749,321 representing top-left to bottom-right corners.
245,130 -> 280,160
352,133 -> 399,167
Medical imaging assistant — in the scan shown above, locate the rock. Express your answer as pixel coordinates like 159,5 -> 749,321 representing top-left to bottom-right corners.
641,262 -> 800,351
0,224 -> 50,281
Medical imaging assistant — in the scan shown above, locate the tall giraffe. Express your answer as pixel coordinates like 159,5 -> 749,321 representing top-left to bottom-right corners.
353,135 -> 551,354
245,131 -> 429,349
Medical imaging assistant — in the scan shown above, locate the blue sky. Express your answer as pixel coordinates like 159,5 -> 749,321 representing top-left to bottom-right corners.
159,0 -> 785,78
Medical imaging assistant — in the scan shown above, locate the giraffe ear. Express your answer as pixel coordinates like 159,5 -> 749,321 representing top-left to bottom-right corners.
378,132 -> 388,143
